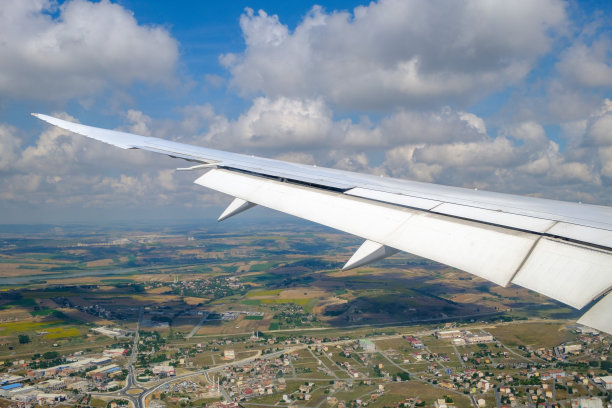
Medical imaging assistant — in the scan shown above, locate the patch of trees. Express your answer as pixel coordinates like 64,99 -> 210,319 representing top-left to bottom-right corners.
396,372 -> 410,381
43,351 -> 59,360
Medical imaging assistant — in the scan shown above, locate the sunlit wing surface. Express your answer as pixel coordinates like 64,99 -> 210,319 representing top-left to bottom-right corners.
33,113 -> 612,334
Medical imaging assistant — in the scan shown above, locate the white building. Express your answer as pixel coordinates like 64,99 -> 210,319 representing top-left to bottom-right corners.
465,333 -> 494,344
103,348 -> 127,357
563,344 -> 582,354
36,393 -> 67,405
434,399 -> 448,408
436,330 -> 462,339
92,327 -> 126,338
571,398 -> 604,408
152,365 -> 175,376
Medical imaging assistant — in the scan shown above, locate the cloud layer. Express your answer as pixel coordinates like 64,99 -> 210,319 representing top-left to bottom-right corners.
223,0 -> 566,109
0,0 -> 178,101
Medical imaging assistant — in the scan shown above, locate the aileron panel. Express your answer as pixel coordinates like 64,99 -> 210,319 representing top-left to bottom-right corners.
512,238 -> 612,309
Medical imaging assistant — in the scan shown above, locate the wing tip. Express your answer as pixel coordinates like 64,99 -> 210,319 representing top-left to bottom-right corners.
31,113 -> 51,123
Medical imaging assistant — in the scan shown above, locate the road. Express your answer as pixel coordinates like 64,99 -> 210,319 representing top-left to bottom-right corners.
112,306 -> 144,408
451,342 -> 466,368
186,310 -> 512,340
186,311 -> 209,339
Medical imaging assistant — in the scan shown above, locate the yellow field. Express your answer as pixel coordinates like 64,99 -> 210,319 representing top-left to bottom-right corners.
0,320 -> 63,334
44,327 -> 80,339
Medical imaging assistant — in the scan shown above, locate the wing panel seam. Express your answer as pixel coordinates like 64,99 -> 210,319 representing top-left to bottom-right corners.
505,221 -> 558,286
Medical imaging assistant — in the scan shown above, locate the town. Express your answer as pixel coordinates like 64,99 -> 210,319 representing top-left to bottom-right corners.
0,320 -> 610,408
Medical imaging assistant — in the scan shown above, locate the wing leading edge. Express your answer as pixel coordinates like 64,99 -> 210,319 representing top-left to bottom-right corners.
33,113 -> 612,334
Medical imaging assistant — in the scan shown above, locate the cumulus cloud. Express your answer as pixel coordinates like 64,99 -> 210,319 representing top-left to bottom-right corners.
0,125 -> 21,171
513,28 -> 612,124
139,96 -> 606,202
202,97 -> 336,149
557,37 -> 612,88
375,111 -> 605,198
0,0 -> 178,101
223,0 -> 566,109
0,112 -> 203,218
373,108 -> 487,147
583,100 -> 612,147
107,98 -> 607,203
184,96 -> 492,153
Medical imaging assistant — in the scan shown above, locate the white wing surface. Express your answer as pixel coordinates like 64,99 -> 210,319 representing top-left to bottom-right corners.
33,113 -> 612,334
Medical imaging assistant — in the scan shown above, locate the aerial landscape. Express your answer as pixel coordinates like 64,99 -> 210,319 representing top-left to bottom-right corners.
1,0 -> 612,407
0,222 -> 609,408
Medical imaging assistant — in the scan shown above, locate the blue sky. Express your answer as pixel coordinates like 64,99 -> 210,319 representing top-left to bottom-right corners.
1,0 -> 612,223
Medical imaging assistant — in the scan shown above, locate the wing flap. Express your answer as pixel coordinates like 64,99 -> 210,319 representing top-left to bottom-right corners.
347,187 -> 612,249
511,238 -> 612,309
195,169 -> 538,286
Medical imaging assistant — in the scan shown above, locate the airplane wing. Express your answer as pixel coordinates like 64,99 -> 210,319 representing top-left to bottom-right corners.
32,113 -> 612,334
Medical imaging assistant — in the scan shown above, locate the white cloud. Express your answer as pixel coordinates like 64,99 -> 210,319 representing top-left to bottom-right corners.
186,96 -> 492,153
557,37 -> 612,88
223,0 -> 566,109
586,113 -> 612,146
124,109 -> 153,136
0,111 -> 202,217
0,125 -> 21,171
373,108 -> 487,147
412,137 -> 517,168
274,152 -> 315,165
202,97 -> 336,149
0,0 -> 178,101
